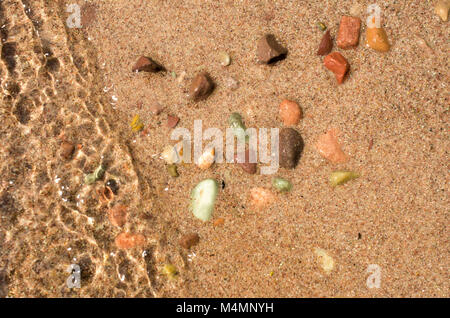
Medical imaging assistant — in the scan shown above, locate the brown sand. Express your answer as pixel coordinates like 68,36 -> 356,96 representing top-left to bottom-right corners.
0,0 -> 448,297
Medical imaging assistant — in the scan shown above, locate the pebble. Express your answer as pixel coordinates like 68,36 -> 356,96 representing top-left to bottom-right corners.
323,52 -> 349,84
150,101 -> 163,115
314,248 -> 335,274
279,128 -> 304,169
225,77 -> 239,90
179,233 -> 200,249
229,112 -> 248,143
115,232 -> 146,249
167,164 -> 179,177
196,147 -> 215,170
190,179 -> 218,222
161,145 -> 180,164
249,187 -> 275,209
108,205 -> 127,227
337,16 -> 361,49
435,0 -> 450,21
188,72 -> 214,101
106,179 -> 119,195
234,148 -> 257,174
315,128 -> 348,164
219,52 -> 231,66
329,171 -> 359,186
256,34 -> 287,64
60,141 -> 75,160
167,115 -> 179,128
279,99 -> 302,125
366,27 -> 391,52
272,177 -> 292,192
316,30 -> 333,56
132,56 -> 164,73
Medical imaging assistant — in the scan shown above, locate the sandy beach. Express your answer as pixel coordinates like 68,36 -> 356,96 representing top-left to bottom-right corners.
0,0 -> 448,297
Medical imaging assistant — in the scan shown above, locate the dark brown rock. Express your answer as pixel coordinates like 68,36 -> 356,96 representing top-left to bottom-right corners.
60,141 -> 75,160
234,148 -> 257,174
279,128 -> 304,169
179,233 -> 200,249
256,34 -> 287,64
317,30 -> 333,56
188,72 -> 214,101
132,56 -> 164,73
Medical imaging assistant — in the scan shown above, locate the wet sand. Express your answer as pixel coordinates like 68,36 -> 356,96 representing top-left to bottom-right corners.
0,0 -> 448,297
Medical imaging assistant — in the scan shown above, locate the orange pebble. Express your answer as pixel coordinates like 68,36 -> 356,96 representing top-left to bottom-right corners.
366,27 -> 390,52
115,232 -> 145,249
323,52 -> 350,84
108,205 -> 127,227
213,218 -> 225,227
315,129 -> 348,164
279,99 -> 302,125
249,187 -> 275,209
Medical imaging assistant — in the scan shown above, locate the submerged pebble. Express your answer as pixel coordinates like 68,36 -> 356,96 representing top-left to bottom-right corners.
249,187 -> 275,209
190,179 -> 218,221
179,233 -> 200,249
132,56 -> 164,73
314,248 -> 335,274
435,0 -> 450,21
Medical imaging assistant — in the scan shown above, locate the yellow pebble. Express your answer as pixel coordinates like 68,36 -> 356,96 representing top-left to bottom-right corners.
314,248 -> 335,274
366,27 -> 390,52
435,0 -> 450,21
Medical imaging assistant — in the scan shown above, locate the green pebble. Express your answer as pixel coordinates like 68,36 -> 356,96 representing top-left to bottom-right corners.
329,171 -> 359,186
190,179 -> 218,222
272,177 -> 292,192
228,112 -> 248,142
94,165 -> 105,180
167,164 -> 179,177
84,173 -> 96,185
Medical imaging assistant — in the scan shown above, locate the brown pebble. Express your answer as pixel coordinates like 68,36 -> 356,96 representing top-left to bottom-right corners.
97,186 -> 114,203
279,99 -> 302,125
234,148 -> 257,174
279,128 -> 304,169
188,72 -> 214,101
60,141 -> 75,160
179,233 -> 200,249
81,3 -> 97,28
132,56 -> 164,73
256,34 -> 287,64
337,16 -> 361,49
108,205 -> 127,227
167,115 -> 180,128
150,101 -> 163,115
115,232 -> 145,249
317,30 -> 333,56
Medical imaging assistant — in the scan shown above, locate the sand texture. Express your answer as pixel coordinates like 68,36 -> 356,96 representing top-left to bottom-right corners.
0,0 -> 448,297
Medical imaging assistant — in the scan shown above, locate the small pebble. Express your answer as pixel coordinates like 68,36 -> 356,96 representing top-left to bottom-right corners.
132,56 -> 164,73
167,115 -> 179,128
167,164 -> 179,177
256,34 -> 287,64
316,30 -> 333,56
279,99 -> 302,125
219,52 -> 231,66
229,112 -> 248,143
190,179 -> 218,221
196,147 -> 215,170
317,22 -> 327,31
366,27 -> 390,52
188,72 -> 214,101
279,128 -> 304,169
249,187 -> 275,209
213,218 -> 225,227
435,0 -> 450,21
108,205 -> 127,227
106,179 -> 119,194
60,141 -> 75,160
272,177 -> 292,192
329,171 -> 359,186
179,233 -> 200,249
314,248 -> 335,274
337,16 -> 361,49
115,232 -> 146,249
161,145 -> 180,164
234,148 -> 257,174
315,128 -> 348,163
225,77 -> 239,90
150,101 -> 163,115
130,114 -> 144,132
323,52 -> 349,84
162,264 -> 178,280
